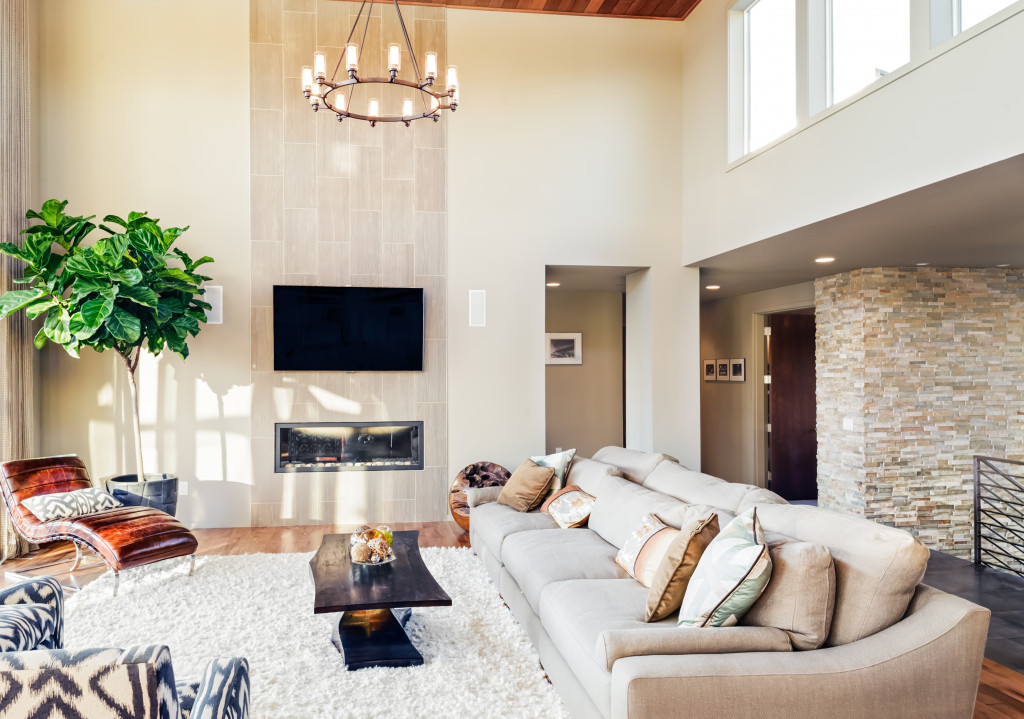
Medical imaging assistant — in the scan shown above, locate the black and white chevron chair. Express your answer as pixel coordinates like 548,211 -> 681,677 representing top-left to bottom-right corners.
0,576 -> 249,719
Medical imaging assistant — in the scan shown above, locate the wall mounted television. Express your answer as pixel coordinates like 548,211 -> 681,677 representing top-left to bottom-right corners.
273,285 -> 424,372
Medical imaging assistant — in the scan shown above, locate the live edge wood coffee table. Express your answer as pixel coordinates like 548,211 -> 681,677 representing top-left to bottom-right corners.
309,530 -> 452,670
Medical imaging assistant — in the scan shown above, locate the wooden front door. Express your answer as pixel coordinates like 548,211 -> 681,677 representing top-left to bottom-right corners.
767,313 -> 817,501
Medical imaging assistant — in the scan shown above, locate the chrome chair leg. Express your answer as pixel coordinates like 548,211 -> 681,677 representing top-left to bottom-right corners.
188,554 -> 196,577
112,570 -> 120,598
70,542 -> 83,572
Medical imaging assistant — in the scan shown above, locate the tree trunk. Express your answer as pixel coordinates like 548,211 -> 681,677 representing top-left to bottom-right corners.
120,350 -> 145,482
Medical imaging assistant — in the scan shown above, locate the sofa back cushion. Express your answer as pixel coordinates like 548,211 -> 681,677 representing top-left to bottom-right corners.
642,462 -> 787,514
742,540 -> 836,650
755,504 -> 930,647
589,473 -> 732,548
591,446 -> 678,484
564,458 -> 623,497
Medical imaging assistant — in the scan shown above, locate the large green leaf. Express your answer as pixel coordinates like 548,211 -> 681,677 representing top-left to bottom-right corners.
0,242 -> 30,263
110,267 -> 143,285
116,283 -> 158,309
71,276 -> 110,299
106,307 -> 141,344
33,326 -> 47,350
0,288 -> 46,321
93,233 -> 130,267
69,294 -> 114,340
65,251 -> 110,277
24,298 -> 58,320
28,199 -> 68,227
43,307 -> 71,345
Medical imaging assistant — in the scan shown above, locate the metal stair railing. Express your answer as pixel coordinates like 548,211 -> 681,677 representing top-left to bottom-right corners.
974,455 -> 1024,577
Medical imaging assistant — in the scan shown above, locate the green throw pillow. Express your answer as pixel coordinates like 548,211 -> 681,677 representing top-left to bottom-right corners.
531,448 -> 576,498
678,507 -> 773,627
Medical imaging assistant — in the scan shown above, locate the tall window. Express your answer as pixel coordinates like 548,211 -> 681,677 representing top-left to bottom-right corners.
958,0 -> 1015,32
747,0 -> 797,151
829,0 -> 911,105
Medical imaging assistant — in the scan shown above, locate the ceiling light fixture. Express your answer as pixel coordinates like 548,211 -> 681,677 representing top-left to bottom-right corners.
705,284 -> 721,290
545,282 -> 561,287
916,262 -> 929,266
997,264 -> 1010,268
815,257 -> 836,264
300,0 -> 459,127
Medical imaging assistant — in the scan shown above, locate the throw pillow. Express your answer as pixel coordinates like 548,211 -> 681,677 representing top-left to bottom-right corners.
742,540 -> 836,650
530,449 -> 576,499
615,513 -> 679,588
544,486 -> 597,529
645,513 -> 720,622
22,487 -> 122,522
678,507 -> 773,628
497,460 -> 556,513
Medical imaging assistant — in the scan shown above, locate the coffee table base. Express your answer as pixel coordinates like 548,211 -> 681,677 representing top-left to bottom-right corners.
331,608 -> 423,670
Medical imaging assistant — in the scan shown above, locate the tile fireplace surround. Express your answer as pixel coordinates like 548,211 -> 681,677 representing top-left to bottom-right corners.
276,421 -> 425,473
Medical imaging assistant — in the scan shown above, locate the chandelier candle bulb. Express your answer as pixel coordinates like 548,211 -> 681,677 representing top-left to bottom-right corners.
345,43 -> 359,73
446,65 -> 458,92
402,98 -> 413,117
368,98 -> 380,117
334,92 -> 346,114
425,52 -> 438,80
309,84 -> 321,109
314,52 -> 327,81
388,44 -> 401,73
301,66 -> 313,96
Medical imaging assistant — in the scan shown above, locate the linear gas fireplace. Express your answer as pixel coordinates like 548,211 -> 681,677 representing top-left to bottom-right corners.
275,421 -> 424,473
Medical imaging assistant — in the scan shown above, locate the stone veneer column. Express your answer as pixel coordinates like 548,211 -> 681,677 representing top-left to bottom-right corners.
816,268 -> 1024,557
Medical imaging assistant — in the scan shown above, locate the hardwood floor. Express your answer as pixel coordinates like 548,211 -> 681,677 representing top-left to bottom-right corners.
2,521 -> 1022,718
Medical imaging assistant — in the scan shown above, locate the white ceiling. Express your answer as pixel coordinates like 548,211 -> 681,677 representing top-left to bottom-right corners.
544,265 -> 647,292
691,153 -> 1024,299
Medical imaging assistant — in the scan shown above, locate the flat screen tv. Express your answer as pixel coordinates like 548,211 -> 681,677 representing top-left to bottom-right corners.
273,286 -> 424,372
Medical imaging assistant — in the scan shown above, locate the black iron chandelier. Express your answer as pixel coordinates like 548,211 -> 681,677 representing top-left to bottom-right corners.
300,0 -> 459,127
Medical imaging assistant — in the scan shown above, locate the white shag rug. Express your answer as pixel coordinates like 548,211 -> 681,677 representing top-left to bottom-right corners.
63,548 -> 570,719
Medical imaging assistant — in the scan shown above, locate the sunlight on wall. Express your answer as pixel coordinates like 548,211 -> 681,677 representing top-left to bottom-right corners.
307,385 -> 363,415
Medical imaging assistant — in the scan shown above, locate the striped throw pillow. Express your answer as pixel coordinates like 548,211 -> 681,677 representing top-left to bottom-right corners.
615,513 -> 680,588
678,508 -> 773,627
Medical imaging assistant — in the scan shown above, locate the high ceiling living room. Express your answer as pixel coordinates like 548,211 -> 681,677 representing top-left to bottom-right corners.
1,0 -> 1022,717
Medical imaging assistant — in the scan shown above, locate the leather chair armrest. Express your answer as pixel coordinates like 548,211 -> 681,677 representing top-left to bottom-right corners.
597,625 -> 791,671
467,486 -> 503,508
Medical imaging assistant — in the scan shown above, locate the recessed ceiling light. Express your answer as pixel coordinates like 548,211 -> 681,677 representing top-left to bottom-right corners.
997,264 -> 1010,268
705,284 -> 721,290
545,282 -> 560,287
916,262 -> 929,266
815,257 -> 836,264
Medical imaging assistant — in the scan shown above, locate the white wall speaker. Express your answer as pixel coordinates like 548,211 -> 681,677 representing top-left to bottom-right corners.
205,285 -> 224,325
468,290 -> 486,327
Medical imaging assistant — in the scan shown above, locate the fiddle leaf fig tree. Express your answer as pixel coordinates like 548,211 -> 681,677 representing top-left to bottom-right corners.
0,199 -> 213,482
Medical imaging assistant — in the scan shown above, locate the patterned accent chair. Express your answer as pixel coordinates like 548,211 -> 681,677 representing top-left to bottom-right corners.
0,576 -> 249,719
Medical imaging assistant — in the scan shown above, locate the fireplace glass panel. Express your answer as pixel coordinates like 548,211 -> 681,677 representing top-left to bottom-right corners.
276,421 -> 424,472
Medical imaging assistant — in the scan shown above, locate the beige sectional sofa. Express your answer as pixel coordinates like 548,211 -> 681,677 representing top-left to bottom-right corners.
467,446 -> 990,719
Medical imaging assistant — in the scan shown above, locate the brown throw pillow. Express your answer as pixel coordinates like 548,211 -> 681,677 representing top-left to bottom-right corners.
540,484 -> 581,513
644,513 -> 720,622
497,459 -> 556,513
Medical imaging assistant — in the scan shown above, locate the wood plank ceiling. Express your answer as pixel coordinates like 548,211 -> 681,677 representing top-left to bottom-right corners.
402,0 -> 703,21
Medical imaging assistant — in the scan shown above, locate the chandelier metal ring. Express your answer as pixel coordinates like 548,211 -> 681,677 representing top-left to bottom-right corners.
300,0 -> 460,128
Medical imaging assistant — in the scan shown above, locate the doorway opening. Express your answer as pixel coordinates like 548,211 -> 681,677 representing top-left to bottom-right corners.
762,309 -> 817,502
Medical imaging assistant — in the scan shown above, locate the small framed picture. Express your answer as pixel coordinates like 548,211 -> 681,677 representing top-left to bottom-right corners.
703,359 -> 717,382
717,359 -> 730,380
545,333 -> 582,365
730,358 -> 745,382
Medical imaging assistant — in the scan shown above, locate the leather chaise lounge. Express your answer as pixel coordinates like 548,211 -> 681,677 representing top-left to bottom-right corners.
0,455 -> 198,593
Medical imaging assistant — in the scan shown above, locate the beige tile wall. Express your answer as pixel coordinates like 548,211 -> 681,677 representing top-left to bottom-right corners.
249,0 -> 448,526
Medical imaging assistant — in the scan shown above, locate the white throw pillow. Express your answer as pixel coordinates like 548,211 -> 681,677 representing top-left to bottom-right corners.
22,487 -> 122,522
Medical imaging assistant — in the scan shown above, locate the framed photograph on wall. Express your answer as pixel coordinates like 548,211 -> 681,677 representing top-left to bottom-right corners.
730,358 -> 745,382
545,333 -> 582,365
703,359 -> 717,382
716,359 -> 730,380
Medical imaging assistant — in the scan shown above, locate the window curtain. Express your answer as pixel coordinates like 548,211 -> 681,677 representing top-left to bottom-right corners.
0,0 -> 33,561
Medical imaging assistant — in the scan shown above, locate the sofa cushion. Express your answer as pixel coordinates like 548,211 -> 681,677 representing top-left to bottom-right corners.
742,540 -> 836,650
502,529 -> 628,613
646,513 -> 720,622
540,579 -> 791,674
589,473 -> 731,549
591,447 -> 678,484
564,458 -> 623,497
470,501 -> 558,561
755,504 -> 930,647
642,462 -> 753,513
531,448 -> 576,499
497,460 -> 555,512
680,508 -> 773,628
736,486 -> 789,513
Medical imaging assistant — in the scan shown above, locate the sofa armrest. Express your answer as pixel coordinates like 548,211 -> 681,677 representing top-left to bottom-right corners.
0,603 -> 59,652
190,656 -> 250,719
467,486 -> 503,508
0,576 -> 64,648
597,625 -> 791,672
0,647 -> 160,718
610,585 -> 989,719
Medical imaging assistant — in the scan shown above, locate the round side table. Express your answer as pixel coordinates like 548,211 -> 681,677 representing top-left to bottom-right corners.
448,462 -> 511,532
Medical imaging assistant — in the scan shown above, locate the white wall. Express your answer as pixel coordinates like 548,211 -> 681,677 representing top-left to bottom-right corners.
681,1 -> 1024,264
33,0 -> 252,527
447,10 -> 701,472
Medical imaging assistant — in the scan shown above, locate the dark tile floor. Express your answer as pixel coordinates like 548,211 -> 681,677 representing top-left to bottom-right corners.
924,550 -> 1024,672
